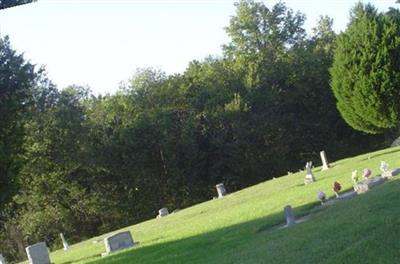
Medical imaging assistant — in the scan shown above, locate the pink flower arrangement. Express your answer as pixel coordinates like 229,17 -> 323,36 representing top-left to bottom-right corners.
362,168 -> 372,179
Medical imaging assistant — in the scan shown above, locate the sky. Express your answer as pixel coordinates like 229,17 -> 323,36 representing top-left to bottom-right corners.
0,0 -> 397,95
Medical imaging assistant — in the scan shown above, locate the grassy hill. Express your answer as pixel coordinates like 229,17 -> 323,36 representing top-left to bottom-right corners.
21,147 -> 400,264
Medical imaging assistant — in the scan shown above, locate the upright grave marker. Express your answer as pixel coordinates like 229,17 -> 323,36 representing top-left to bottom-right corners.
103,231 -> 138,256
215,183 -> 227,198
60,233 -> 69,251
320,150 -> 330,170
380,161 -> 393,178
158,208 -> 169,218
0,254 -> 6,264
304,161 -> 315,184
25,242 -> 51,264
351,170 -> 358,185
283,205 -> 296,226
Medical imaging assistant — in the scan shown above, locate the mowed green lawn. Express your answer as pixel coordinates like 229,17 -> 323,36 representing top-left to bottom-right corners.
22,147 -> 400,264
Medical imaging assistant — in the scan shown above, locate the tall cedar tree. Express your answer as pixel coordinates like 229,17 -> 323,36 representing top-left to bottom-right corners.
330,4 -> 400,134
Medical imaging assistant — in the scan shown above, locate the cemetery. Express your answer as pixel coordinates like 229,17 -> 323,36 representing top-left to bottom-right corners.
2,1 -> 400,264
11,146 -> 400,264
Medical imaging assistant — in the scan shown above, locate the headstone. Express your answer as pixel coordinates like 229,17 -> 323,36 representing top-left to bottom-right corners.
103,231 -> 137,256
25,242 -> 51,264
351,170 -> 358,185
158,208 -> 169,218
380,161 -> 389,173
304,161 -> 315,184
59,233 -> 69,251
283,205 -> 295,226
354,176 -> 386,194
215,183 -> 227,198
380,161 -> 393,178
354,182 -> 369,194
0,254 -> 6,264
320,150 -> 330,170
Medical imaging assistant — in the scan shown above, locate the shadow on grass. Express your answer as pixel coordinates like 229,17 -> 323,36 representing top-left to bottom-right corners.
83,198 -> 346,264
85,213 -> 287,264
82,179 -> 400,264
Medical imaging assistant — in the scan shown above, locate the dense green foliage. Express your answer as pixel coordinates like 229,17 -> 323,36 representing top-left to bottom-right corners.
20,147 -> 400,264
331,4 -> 400,134
0,1 -> 390,262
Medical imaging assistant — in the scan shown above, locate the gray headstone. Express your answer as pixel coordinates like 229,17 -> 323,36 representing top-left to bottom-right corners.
215,183 -> 227,198
284,205 -> 296,226
354,176 -> 386,194
0,254 -> 6,264
320,150 -> 329,170
104,231 -> 137,255
354,182 -> 369,194
158,208 -> 169,218
60,233 -> 69,251
25,242 -> 51,264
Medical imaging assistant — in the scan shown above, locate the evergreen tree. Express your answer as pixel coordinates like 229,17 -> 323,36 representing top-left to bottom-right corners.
331,4 -> 400,134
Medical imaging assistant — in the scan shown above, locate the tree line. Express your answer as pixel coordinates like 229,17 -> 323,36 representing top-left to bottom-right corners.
0,1 -> 397,262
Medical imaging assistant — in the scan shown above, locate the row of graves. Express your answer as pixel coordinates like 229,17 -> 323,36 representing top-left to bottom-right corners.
285,152 -> 399,227
2,151 -> 398,264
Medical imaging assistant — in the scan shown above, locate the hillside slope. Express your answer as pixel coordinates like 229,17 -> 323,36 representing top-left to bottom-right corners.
22,147 -> 400,264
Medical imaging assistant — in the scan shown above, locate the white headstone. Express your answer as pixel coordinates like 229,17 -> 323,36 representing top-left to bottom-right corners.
158,208 -> 169,218
215,183 -> 227,198
284,205 -> 295,226
351,170 -> 358,185
103,231 -> 137,255
320,150 -> 329,170
380,161 -> 389,173
304,161 -> 315,184
380,161 -> 393,178
60,233 -> 69,251
25,242 -> 51,264
0,254 -> 6,264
